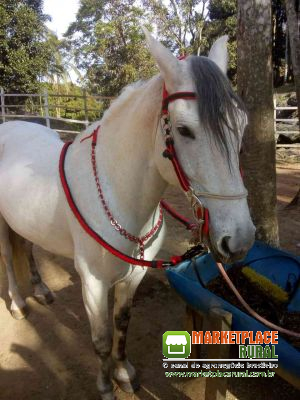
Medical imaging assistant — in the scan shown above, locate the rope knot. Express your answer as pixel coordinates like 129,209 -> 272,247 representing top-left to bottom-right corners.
162,149 -> 174,160
165,136 -> 174,146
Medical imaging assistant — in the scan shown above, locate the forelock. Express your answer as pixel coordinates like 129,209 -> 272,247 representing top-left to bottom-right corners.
188,56 -> 246,162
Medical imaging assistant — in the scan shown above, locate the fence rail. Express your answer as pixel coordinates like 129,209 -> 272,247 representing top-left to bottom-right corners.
0,88 -> 115,134
273,98 -> 299,143
0,89 -> 298,145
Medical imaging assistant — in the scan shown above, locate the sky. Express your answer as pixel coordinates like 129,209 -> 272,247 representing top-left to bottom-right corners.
44,0 -> 80,38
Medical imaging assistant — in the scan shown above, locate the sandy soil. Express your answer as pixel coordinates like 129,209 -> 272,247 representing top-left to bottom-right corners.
0,166 -> 299,400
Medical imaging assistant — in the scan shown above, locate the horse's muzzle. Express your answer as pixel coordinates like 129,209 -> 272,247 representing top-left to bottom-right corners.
209,226 -> 256,264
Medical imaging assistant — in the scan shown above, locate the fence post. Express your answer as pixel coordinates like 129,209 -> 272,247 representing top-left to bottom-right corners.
43,88 -> 50,128
1,88 -> 5,123
273,97 -> 277,137
83,89 -> 89,128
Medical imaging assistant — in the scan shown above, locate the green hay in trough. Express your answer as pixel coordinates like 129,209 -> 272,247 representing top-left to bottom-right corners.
242,266 -> 289,304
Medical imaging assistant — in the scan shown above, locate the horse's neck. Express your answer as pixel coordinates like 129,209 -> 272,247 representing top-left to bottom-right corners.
71,76 -> 167,234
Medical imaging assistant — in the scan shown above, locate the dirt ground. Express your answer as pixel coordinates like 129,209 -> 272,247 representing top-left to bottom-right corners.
0,165 -> 299,400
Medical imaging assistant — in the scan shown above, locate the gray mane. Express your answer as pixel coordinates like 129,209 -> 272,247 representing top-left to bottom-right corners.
189,56 -> 246,158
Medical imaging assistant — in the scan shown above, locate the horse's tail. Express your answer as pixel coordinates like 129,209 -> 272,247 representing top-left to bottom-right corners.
8,229 -> 31,293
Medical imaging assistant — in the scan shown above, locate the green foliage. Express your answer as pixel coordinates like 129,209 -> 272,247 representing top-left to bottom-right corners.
65,0 -> 157,96
0,0 -> 52,93
45,32 -> 67,81
63,0 -> 289,95
46,83 -> 104,121
0,0 -> 287,103
23,82 -> 105,126
209,0 -> 236,19
272,0 -> 287,86
143,0 -> 209,55
206,0 -> 237,82
206,0 -> 287,84
65,0 -> 216,94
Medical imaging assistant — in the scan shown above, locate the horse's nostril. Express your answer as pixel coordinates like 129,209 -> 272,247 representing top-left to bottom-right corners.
218,235 -> 251,262
220,236 -> 232,256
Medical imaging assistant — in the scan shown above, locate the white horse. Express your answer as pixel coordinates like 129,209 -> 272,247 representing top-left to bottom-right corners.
0,30 -> 255,399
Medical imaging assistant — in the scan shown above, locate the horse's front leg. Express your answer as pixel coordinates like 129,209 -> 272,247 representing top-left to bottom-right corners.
75,258 -> 114,400
112,267 -> 146,392
28,245 -> 54,305
112,224 -> 166,392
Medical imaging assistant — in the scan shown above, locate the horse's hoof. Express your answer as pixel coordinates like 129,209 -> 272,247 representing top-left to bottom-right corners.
97,377 -> 115,400
114,376 -> 140,393
100,391 -> 115,400
34,291 -> 54,305
11,305 -> 29,320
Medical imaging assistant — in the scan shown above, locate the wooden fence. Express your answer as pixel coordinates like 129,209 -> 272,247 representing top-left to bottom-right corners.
0,88 -> 114,135
0,89 -> 298,145
273,98 -> 299,148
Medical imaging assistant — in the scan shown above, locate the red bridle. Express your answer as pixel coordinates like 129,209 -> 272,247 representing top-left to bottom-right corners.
59,85 -> 206,269
161,83 -> 210,240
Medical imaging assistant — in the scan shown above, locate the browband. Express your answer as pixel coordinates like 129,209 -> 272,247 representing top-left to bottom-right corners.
162,91 -> 197,114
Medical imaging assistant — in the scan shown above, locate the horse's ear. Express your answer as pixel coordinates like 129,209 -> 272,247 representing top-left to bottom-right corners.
142,27 -> 180,90
208,35 -> 228,75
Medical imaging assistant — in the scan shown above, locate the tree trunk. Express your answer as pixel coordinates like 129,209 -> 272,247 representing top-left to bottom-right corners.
285,0 -> 300,120
237,0 -> 279,246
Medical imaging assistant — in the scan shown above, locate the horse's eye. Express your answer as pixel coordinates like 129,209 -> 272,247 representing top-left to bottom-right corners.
178,126 -> 195,139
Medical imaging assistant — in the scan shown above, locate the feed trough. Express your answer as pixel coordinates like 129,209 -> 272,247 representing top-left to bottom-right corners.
165,241 -> 300,388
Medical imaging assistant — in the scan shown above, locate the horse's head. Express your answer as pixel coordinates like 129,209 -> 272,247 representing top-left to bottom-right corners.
144,29 -> 255,263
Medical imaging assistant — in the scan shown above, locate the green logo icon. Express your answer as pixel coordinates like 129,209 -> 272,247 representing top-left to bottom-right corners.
162,331 -> 191,359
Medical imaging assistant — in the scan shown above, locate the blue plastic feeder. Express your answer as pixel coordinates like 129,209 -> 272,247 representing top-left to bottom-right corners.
166,241 -> 300,388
